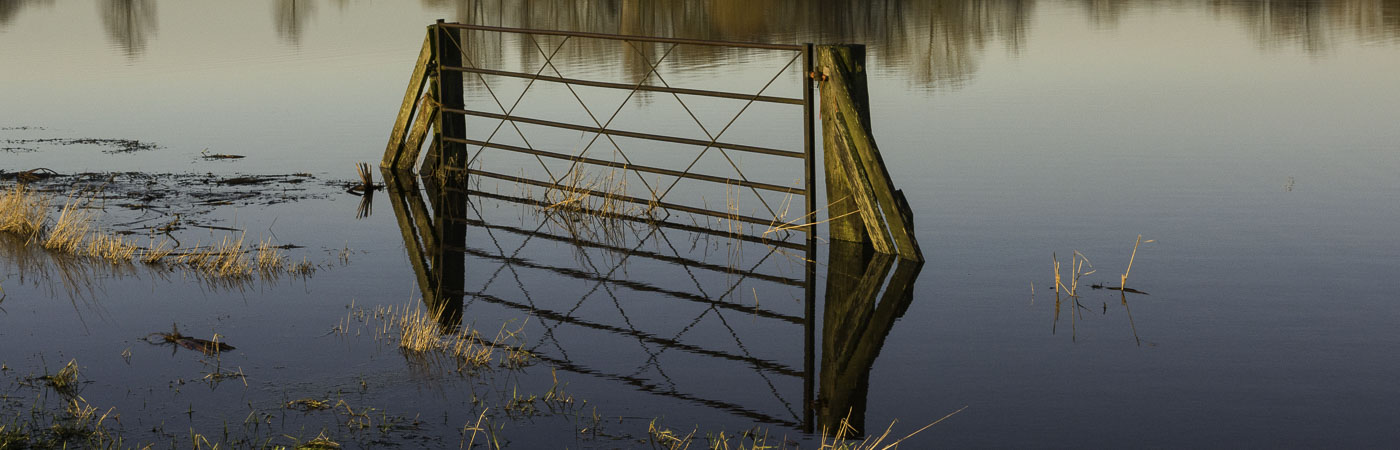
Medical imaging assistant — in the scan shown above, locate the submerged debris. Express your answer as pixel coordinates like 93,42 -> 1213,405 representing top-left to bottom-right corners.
1089,283 -> 1149,295
0,137 -> 159,153
0,168 -> 60,182
201,149 -> 246,160
146,324 -> 236,355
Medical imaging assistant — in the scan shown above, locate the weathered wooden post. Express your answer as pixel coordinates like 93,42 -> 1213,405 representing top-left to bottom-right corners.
381,27 -> 436,170
817,45 -> 923,262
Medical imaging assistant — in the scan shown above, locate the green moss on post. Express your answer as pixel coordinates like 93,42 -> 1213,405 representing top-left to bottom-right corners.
817,44 -> 923,262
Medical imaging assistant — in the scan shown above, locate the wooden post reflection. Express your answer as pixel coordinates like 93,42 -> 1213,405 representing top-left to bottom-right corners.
817,240 -> 922,436
383,169 -> 464,328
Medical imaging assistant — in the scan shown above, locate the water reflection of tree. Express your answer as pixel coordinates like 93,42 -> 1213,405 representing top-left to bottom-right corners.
274,0 -> 318,46
0,0 -> 55,29
99,0 -> 157,58
420,0 -> 1399,86
1213,0 -> 1333,54
423,0 -> 1033,90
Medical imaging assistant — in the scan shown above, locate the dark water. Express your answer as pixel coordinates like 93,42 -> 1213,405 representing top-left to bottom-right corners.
3,1 -> 1400,447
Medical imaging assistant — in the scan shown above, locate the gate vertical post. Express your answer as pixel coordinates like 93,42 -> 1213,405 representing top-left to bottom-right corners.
432,19 -> 467,324
802,42 -> 817,434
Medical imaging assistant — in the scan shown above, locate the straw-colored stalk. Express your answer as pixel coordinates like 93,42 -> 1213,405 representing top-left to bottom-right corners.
83,233 -> 138,263
177,233 -> 253,278
381,303 -> 531,369
140,238 -> 175,264
1053,251 -> 1093,297
0,184 -> 50,238
42,198 -> 94,253
763,195 -> 859,238
1121,234 -> 1143,289
289,257 -> 316,275
357,162 -> 374,188
254,238 -> 286,273
542,167 -> 636,246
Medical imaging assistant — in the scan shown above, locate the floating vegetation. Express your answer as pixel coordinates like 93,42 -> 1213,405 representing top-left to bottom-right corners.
35,359 -> 82,398
286,398 -> 334,412
0,137 -> 158,153
200,149 -> 246,160
144,324 -> 236,355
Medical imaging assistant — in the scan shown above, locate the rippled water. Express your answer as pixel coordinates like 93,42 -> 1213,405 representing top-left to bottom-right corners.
3,1 -> 1400,447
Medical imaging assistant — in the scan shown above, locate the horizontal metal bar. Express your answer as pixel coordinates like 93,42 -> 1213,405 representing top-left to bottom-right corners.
441,108 -> 805,159
442,66 -> 803,105
467,168 -> 784,228
454,238 -> 804,322
439,23 -> 804,51
464,188 -> 807,251
458,214 -> 806,288
462,288 -> 804,377
446,137 -> 805,195
536,353 -> 801,428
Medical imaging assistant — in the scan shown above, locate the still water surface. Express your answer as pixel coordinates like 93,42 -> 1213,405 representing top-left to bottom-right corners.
3,1 -> 1400,447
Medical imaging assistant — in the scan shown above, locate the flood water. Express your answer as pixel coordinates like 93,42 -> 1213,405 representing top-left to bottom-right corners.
4,1 -> 1400,448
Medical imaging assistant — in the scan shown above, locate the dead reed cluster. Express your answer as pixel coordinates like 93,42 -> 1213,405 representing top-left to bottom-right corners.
0,184 -> 314,280
347,302 -> 533,371
1050,235 -> 1153,297
0,184 -> 49,238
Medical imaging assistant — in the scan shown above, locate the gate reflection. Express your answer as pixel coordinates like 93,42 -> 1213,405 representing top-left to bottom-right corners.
384,170 -> 922,436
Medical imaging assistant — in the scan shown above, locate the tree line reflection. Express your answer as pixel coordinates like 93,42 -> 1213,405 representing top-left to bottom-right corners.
4,0 -> 1396,83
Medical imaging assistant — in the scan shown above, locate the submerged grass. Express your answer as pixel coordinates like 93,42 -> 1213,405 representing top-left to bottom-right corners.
41,197 -> 93,254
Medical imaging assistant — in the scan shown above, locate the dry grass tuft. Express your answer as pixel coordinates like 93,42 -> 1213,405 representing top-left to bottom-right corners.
42,197 -> 94,253
84,233 -> 138,263
0,184 -> 50,238
254,237 -> 286,273
140,238 -> 175,264
177,233 -> 253,278
0,186 -> 327,286
289,257 -> 316,276
39,359 -> 82,398
363,303 -> 533,371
